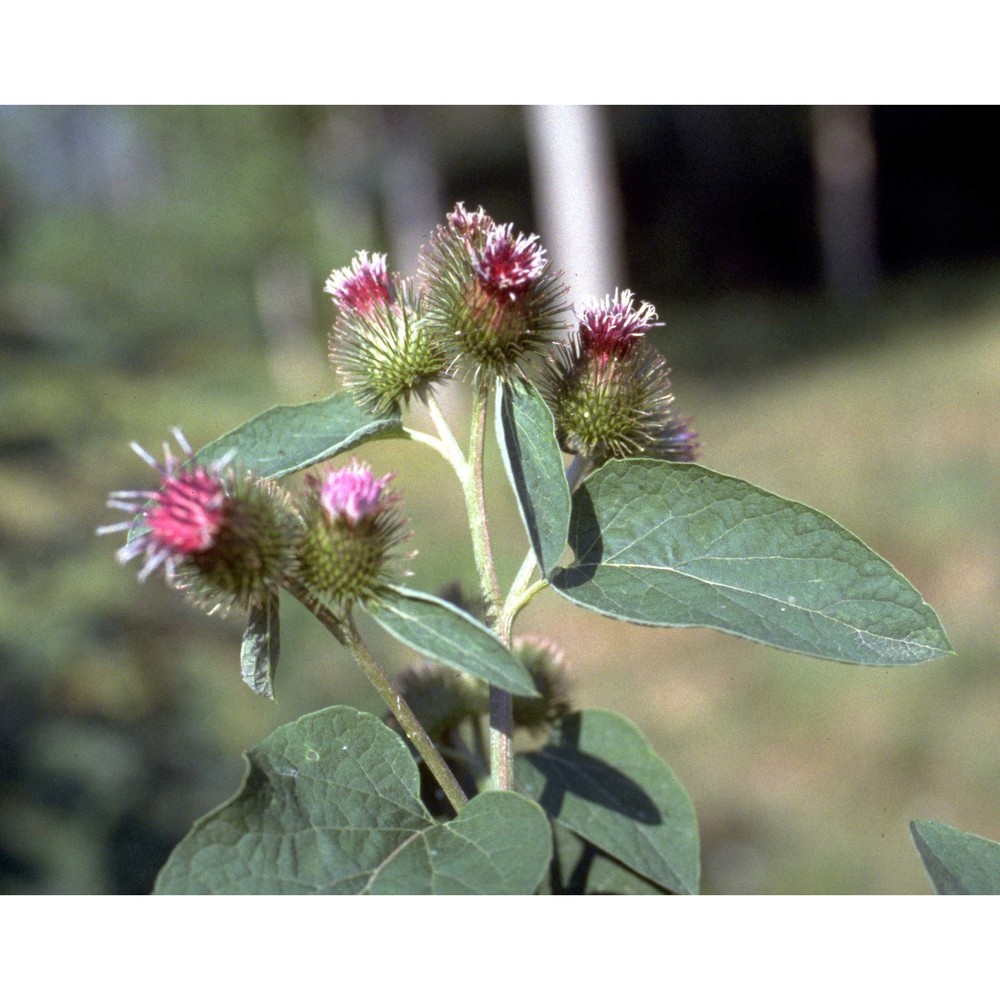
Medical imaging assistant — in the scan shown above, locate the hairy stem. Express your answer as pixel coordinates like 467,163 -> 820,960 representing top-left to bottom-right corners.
459,378 -> 514,790
466,378 -> 503,618
286,581 -> 469,814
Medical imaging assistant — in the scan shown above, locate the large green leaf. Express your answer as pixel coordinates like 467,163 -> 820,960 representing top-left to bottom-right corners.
240,590 -> 280,699
515,709 -> 700,895
367,587 -> 538,697
550,459 -> 952,665
910,820 -> 1000,894
155,706 -> 551,894
540,822 -> 667,895
496,380 -> 571,576
197,390 -> 404,478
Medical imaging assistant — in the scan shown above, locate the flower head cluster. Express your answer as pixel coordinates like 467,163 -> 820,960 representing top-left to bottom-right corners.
540,290 -> 698,465
313,458 -> 397,526
324,251 -> 392,315
98,429 -> 296,612
326,252 -> 448,416
473,224 -> 547,301
295,458 -> 411,607
578,290 -> 658,360
418,203 -> 569,381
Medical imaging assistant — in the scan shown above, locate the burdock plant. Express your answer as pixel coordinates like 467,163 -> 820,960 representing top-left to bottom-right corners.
100,204 -> 966,896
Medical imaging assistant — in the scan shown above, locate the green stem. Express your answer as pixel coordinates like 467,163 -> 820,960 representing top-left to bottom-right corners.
565,453 -> 592,492
400,425 -> 456,468
286,581 -> 469,814
422,394 -> 470,479
465,378 -> 503,617
459,378 -> 513,790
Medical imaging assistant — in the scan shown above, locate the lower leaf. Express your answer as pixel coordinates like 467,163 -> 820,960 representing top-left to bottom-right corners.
515,708 -> 700,895
155,706 -> 550,894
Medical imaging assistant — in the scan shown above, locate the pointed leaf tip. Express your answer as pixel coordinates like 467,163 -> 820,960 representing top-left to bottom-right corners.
551,459 -> 952,666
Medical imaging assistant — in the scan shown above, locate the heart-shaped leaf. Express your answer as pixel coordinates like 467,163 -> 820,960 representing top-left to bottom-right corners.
496,380 -> 571,577
551,459 -> 952,665
155,706 -> 551,894
515,709 -> 700,894
910,820 -> 1000,894
367,587 -> 538,697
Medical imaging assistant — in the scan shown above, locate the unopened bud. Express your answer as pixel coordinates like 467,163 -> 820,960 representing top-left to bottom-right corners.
295,458 -> 411,607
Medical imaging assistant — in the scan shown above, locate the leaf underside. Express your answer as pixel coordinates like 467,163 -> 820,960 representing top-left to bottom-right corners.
367,587 -> 539,697
496,380 -> 571,577
240,590 -> 280,699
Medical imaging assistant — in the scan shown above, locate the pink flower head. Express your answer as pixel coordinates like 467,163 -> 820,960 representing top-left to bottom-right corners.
473,224 -> 546,300
579,290 -> 658,361
310,458 -> 396,527
447,202 -> 494,239
325,251 -> 392,315
98,428 -> 228,582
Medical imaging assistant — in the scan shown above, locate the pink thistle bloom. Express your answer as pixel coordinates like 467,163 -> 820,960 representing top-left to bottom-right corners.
579,290 -> 659,360
309,458 -> 397,527
98,428 -> 229,583
325,251 -> 392,315
473,224 -> 546,300
447,202 -> 493,238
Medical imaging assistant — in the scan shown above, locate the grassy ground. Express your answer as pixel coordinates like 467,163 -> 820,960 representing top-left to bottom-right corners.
1,274 -> 997,893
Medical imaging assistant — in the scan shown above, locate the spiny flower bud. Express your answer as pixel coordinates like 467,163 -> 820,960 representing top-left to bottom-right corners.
326,251 -> 448,415
419,203 -> 569,381
294,458 -> 411,607
97,428 -> 297,613
540,289 -> 699,465
511,636 -> 573,733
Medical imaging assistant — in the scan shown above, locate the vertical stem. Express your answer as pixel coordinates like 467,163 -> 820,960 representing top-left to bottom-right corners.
466,378 -> 503,618
488,685 -> 515,791
463,378 -> 514,790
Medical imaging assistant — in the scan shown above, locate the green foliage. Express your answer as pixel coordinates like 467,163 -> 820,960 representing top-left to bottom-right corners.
240,591 -> 280,699
496,379 -> 571,576
367,587 -> 538,697
516,709 -> 700,894
196,391 -> 405,480
155,706 -> 551,894
541,824 -> 668,895
910,820 -> 1000,894
551,459 -> 953,665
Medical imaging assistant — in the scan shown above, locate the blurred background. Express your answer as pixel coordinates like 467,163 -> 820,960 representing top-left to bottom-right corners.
0,105 -> 997,894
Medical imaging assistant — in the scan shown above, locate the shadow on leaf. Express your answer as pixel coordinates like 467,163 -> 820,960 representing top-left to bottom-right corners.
521,714 -> 660,824
550,484 -> 602,586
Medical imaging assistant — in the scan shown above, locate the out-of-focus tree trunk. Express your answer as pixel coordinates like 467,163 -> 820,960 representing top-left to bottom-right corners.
525,105 -> 627,306
379,107 -> 444,274
811,105 -> 880,300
